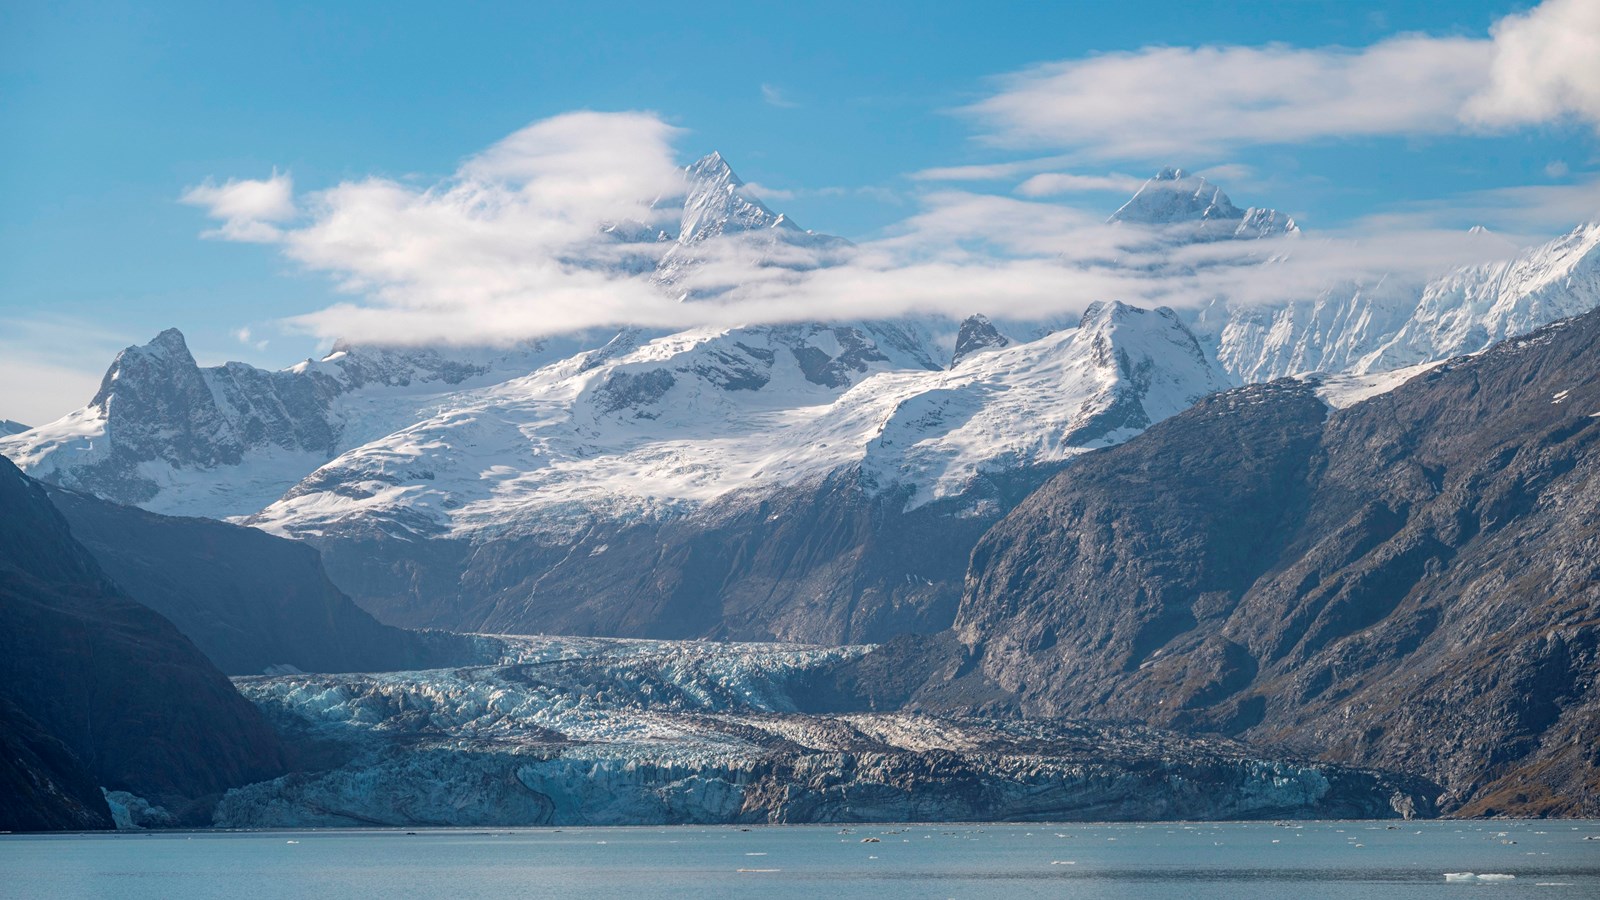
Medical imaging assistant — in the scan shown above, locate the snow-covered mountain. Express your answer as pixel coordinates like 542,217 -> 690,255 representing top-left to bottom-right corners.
1188,221 -> 1600,383
246,302 -> 1223,542
652,152 -> 851,296
7,159 -> 1600,641
1110,167 -> 1298,241
0,326 -> 606,516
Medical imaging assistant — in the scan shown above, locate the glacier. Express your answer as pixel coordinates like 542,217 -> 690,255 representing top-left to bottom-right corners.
214,636 -> 1432,827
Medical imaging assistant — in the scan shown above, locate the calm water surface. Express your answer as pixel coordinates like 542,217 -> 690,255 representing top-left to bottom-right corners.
3,821 -> 1597,899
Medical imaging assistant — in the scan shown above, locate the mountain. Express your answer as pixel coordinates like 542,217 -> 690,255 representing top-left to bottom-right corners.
0,455 -> 287,830
0,326 -> 601,517
949,314 -> 1010,367
0,419 -> 27,437
944,307 -> 1600,815
241,303 -> 1227,640
7,160 -> 1600,650
45,486 -> 474,676
1188,221 -> 1600,384
652,152 -> 851,296
1110,167 -> 1298,240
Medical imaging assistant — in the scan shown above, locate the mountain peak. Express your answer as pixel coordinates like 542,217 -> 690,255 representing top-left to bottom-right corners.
1110,168 -> 1298,240
144,327 -> 193,360
1110,169 -> 1242,227
951,314 -> 1010,367
677,152 -> 793,246
687,151 -> 736,184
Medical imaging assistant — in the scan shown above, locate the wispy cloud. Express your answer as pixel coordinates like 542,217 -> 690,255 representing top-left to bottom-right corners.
233,326 -> 270,351
180,95 -> 1594,353
964,0 -> 1600,161
910,155 -> 1079,182
1015,172 -> 1145,197
761,83 -> 798,108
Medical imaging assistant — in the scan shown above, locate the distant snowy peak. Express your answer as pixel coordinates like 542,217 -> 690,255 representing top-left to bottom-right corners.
677,151 -> 799,244
1192,219 -> 1600,384
654,153 -> 851,295
1355,220 -> 1600,373
950,314 -> 1011,367
0,326 -> 610,513
1110,167 -> 1297,240
0,419 -> 27,437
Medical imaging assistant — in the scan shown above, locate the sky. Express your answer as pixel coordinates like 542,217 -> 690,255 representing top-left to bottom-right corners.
2,0 -> 1598,424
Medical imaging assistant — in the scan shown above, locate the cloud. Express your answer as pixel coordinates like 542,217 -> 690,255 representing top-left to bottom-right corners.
1358,175 -> 1600,233
180,108 -> 1591,353
910,155 -> 1079,182
0,317 -> 135,425
233,327 -> 269,351
761,83 -> 798,108
1463,0 -> 1600,131
181,170 -> 296,241
964,0 -> 1600,161
967,37 -> 1492,159
1015,172 -> 1146,197
194,112 -> 692,345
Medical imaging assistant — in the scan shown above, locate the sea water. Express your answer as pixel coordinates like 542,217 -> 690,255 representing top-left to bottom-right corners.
2,820 -> 1597,899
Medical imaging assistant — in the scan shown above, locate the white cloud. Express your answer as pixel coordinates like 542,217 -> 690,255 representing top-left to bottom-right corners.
176,108 -> 1592,353
740,181 -> 797,202
964,0 -> 1600,161
233,327 -> 269,351
968,37 -> 1492,159
254,112 -> 692,345
1015,172 -> 1145,197
181,170 -> 296,241
1463,0 -> 1600,131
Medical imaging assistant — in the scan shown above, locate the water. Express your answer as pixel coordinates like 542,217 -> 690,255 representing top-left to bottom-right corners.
3,821 -> 1597,899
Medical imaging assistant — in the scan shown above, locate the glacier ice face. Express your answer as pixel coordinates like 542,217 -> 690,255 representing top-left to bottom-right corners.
215,636 -> 1432,827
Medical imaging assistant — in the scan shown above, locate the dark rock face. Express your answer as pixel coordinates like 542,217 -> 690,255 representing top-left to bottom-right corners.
0,456 -> 287,829
46,487 -> 470,676
950,310 -> 1600,815
317,467 -> 1062,644
0,696 -> 114,831
950,314 -> 1010,367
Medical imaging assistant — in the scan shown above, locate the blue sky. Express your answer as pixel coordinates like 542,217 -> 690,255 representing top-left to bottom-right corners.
3,0 -> 1598,423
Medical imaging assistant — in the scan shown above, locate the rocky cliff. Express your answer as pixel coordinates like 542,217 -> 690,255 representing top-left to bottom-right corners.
950,308 -> 1600,815
47,486 -> 473,676
0,456 -> 287,829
